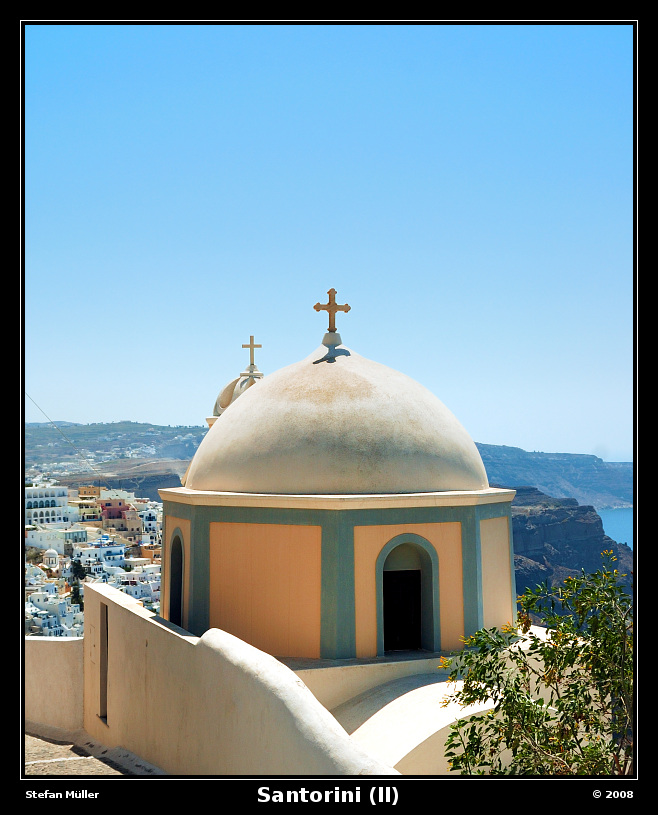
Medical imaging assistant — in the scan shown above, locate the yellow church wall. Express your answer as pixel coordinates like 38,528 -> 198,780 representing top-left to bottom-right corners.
208,522 -> 322,658
162,516 -> 191,630
353,523 -> 463,657
480,516 -> 515,629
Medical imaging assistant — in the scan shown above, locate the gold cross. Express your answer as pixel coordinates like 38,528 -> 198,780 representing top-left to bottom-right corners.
242,335 -> 262,366
314,288 -> 351,332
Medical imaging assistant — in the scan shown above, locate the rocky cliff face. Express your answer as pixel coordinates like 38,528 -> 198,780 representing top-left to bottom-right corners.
478,444 -> 633,509
510,486 -> 633,600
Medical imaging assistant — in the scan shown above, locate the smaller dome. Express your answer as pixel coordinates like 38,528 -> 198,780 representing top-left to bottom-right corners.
206,335 -> 265,428
212,363 -> 263,418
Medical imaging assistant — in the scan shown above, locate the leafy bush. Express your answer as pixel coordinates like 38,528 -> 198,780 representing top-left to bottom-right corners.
441,552 -> 633,775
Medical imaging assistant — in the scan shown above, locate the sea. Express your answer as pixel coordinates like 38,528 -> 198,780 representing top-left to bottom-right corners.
597,508 -> 634,550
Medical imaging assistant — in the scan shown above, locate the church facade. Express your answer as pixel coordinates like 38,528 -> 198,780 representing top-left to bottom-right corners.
159,489 -> 515,659
159,290 -> 517,660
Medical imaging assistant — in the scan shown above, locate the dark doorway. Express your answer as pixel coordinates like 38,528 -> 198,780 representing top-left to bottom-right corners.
169,536 -> 183,627
383,570 -> 421,651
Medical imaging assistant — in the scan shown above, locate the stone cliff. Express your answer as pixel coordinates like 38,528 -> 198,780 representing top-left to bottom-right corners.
510,486 -> 633,601
477,443 -> 633,509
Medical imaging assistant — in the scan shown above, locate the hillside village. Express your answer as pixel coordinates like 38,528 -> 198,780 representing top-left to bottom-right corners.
24,480 -> 162,637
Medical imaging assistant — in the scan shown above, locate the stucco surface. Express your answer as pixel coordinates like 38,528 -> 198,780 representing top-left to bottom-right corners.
331,672 -> 492,774
209,521 -> 322,657
78,583 -> 397,776
24,637 -> 84,733
185,347 -> 489,495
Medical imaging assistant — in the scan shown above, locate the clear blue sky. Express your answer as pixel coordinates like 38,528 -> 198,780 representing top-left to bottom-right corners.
23,22 -> 635,461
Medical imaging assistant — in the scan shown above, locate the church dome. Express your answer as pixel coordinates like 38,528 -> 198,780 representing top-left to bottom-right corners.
184,345 -> 489,495
206,335 -> 264,427
212,365 -> 262,417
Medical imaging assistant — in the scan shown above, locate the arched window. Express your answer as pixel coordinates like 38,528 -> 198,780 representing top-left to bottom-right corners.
376,534 -> 440,655
169,535 -> 184,628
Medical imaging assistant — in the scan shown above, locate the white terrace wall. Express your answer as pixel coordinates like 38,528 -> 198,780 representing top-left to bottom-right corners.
25,636 -> 84,737
79,583 -> 396,776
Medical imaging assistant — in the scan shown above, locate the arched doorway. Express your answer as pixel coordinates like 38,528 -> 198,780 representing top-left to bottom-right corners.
376,535 -> 440,655
169,535 -> 184,627
383,545 -> 422,651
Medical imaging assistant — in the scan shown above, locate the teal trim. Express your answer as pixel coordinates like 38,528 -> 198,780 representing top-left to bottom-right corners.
476,501 -> 513,521
476,503 -> 517,624
507,507 -> 518,624
161,500 -> 512,529
161,497 -> 513,653
319,513 -> 356,659
187,509 -> 211,636
461,508 -> 483,637
505,506 -> 518,622
375,534 -> 440,656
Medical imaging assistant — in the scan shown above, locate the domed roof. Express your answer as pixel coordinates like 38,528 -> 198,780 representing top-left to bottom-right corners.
206,335 -> 265,427
184,345 -> 489,495
212,364 -> 263,417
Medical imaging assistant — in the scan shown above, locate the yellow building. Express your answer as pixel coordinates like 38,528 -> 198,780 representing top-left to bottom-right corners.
159,290 -> 516,660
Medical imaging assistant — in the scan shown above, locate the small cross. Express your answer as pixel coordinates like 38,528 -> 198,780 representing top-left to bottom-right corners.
314,288 -> 351,332
242,335 -> 262,366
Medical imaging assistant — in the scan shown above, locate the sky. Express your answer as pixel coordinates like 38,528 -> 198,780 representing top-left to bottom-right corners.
22,22 -> 635,462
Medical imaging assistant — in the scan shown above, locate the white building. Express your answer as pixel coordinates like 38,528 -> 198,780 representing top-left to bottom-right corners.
109,564 -> 161,608
25,525 -> 88,557
99,487 -> 138,504
72,536 -> 126,577
42,547 -> 59,570
24,588 -> 83,637
24,560 -> 45,590
137,503 -> 161,536
24,484 -> 72,526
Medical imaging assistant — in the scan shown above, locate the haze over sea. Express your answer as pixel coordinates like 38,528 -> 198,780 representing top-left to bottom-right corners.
598,508 -> 634,550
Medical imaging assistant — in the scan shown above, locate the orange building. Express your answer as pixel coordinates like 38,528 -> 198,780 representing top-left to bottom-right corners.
159,293 -> 516,660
